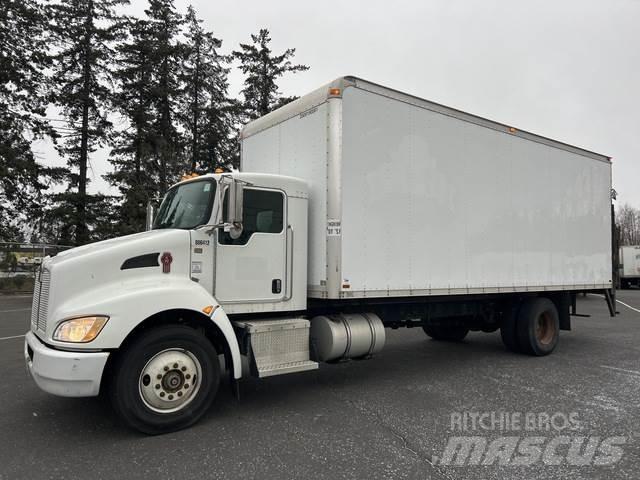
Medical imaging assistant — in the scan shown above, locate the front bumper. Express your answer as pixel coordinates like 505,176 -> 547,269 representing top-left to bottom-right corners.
24,331 -> 110,397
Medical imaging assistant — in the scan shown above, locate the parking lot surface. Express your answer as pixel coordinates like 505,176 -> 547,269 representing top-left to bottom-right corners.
1,291 -> 639,479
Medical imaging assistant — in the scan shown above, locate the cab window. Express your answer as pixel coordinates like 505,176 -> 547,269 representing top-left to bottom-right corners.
218,189 -> 284,245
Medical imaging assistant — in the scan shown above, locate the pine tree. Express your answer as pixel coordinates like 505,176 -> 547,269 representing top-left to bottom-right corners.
107,17 -> 157,234
0,0 -> 56,241
234,29 -> 309,121
179,5 -> 235,173
49,0 -> 128,245
145,0 -> 185,194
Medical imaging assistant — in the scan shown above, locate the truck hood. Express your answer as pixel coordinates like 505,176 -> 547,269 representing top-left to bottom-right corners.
52,229 -> 187,264
39,229 -> 192,336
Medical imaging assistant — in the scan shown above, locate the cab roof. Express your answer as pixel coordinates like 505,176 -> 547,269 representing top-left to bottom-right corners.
173,172 -> 308,199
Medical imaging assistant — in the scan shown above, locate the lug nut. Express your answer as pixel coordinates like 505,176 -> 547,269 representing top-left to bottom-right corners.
185,374 -> 191,379
160,392 -> 165,397
181,366 -> 186,372
157,374 -> 162,379
178,391 -> 183,397
155,384 -> 161,389
163,366 -> 169,371
184,383 -> 189,389
168,395 -> 174,400
173,363 -> 178,369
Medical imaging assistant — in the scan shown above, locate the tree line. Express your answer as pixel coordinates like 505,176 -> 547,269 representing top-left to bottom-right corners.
617,203 -> 640,247
0,0 -> 308,245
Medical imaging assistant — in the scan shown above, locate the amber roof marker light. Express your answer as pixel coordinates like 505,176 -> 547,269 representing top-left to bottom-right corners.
328,87 -> 342,97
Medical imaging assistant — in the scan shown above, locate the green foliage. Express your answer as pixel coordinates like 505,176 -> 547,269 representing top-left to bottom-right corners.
179,5 -> 236,173
0,0 -> 57,242
2,0 -> 309,243
234,29 -> 309,121
48,0 -> 128,244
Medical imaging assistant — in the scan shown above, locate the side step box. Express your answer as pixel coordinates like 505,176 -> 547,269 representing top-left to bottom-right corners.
232,318 -> 319,378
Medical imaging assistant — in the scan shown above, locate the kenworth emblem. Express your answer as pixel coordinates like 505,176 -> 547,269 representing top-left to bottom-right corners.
160,252 -> 173,274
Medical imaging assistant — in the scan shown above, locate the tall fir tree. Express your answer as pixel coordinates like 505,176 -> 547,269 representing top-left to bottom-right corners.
49,0 -> 128,245
234,29 -> 309,121
0,0 -> 57,241
145,0 -> 184,194
107,17 -> 157,234
179,5 -> 235,173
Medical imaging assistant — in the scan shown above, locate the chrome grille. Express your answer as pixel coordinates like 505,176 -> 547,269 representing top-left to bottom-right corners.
30,269 -> 41,331
37,267 -> 51,332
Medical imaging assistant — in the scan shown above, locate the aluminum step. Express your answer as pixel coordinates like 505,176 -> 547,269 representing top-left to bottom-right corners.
233,318 -> 319,378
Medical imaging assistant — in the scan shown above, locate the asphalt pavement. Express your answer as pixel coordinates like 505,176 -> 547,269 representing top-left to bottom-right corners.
1,291 -> 639,479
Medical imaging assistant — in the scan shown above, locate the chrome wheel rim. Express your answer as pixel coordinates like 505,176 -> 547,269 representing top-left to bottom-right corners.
138,348 -> 202,414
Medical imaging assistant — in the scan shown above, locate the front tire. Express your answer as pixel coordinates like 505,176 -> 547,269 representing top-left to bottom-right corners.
109,325 -> 220,435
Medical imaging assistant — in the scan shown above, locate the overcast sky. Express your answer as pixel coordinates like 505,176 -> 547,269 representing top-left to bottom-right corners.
36,0 -> 640,207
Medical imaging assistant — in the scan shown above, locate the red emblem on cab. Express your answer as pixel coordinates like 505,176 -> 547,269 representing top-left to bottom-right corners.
160,252 -> 173,274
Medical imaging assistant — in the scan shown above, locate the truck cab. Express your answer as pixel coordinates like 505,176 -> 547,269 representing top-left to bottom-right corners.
25,172 -> 314,434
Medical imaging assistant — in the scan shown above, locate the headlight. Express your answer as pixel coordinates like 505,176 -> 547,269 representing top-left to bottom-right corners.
53,316 -> 109,343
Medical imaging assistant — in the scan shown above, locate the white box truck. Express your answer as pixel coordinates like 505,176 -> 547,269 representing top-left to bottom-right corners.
25,77 -> 615,434
619,245 -> 640,288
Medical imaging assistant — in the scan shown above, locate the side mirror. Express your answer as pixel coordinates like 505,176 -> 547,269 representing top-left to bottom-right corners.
145,201 -> 156,231
226,180 -> 244,239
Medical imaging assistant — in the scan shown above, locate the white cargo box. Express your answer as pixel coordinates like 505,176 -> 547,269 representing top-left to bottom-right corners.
620,245 -> 640,278
241,77 -> 612,300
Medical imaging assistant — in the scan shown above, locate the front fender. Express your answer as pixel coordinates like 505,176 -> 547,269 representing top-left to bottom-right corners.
47,277 -> 242,379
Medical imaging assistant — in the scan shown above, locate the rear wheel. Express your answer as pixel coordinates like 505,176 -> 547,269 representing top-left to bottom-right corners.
423,325 -> 469,341
516,297 -> 559,356
109,325 -> 220,435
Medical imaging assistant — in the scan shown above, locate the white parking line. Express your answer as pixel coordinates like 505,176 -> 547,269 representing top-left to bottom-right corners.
0,334 -> 26,341
616,299 -> 640,314
589,294 -> 640,314
0,308 -> 31,314
601,365 -> 640,377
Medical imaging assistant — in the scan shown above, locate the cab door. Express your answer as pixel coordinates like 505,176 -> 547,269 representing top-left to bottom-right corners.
215,187 -> 287,303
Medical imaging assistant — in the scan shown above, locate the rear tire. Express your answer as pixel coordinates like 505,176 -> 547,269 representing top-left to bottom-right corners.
423,325 -> 469,341
516,297 -> 559,356
109,325 -> 220,435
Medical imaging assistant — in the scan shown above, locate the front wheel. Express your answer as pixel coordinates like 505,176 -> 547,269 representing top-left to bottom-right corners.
109,325 -> 220,435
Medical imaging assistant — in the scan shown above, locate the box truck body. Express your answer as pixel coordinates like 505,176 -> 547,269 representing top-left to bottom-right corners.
241,77 -> 613,299
619,245 -> 640,287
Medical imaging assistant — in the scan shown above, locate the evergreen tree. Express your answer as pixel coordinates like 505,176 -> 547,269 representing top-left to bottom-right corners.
145,0 -> 185,194
49,0 -> 128,245
107,17 -> 157,234
234,29 -> 309,121
0,0 -> 56,241
179,5 -> 235,173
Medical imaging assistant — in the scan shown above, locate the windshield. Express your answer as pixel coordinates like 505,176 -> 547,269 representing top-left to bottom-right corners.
153,180 -> 216,230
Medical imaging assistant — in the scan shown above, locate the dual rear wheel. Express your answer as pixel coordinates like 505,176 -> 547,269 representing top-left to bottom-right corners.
422,297 -> 560,357
501,297 -> 559,356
